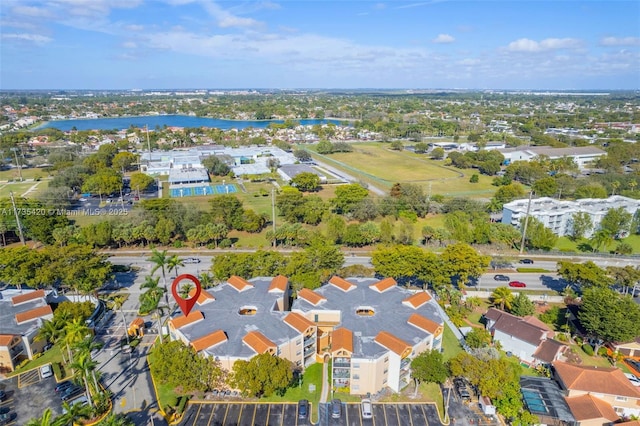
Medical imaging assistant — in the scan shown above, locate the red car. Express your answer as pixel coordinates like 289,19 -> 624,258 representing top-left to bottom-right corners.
509,281 -> 526,288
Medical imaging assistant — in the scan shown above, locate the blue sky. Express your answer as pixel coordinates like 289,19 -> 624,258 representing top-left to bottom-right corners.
1,0 -> 639,90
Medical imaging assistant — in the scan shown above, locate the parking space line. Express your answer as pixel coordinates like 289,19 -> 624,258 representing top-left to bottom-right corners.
236,404 -> 243,425
266,403 -> 271,426
251,404 -> 257,426
205,403 -> 216,426
420,405 -> 429,425
407,404 -> 414,426
221,403 -> 231,425
191,404 -> 203,426
380,404 -> 388,426
394,404 -> 401,426
280,403 -> 285,426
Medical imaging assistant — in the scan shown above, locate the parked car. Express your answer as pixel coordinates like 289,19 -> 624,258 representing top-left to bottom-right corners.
62,396 -> 89,414
40,364 -> 53,379
60,386 -> 84,401
0,412 -> 16,426
331,399 -> 342,419
0,390 -> 5,401
493,274 -> 510,281
55,381 -> 74,393
361,399 -> 372,419
182,257 -> 201,264
624,373 -> 640,387
519,259 -> 534,264
298,400 -> 309,419
509,281 -> 527,288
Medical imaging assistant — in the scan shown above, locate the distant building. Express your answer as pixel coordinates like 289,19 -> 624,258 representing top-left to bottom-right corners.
277,164 -> 327,184
502,195 -> 640,237
498,145 -> 605,170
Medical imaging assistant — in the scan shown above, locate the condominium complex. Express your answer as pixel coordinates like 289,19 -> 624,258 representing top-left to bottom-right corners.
168,275 -> 444,396
502,195 -> 640,237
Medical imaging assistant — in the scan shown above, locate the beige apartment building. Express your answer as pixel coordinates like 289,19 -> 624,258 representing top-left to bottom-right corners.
168,275 -> 444,396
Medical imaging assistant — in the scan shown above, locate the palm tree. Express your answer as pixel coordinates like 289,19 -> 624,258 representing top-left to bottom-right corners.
490,287 -> 514,311
96,413 -> 134,426
64,318 -> 91,367
199,272 -> 215,289
25,408 -> 55,426
58,399 -> 93,426
167,255 -> 184,278
73,337 -> 103,390
112,295 -> 130,346
35,318 -> 62,347
70,351 -> 98,406
148,248 -> 170,306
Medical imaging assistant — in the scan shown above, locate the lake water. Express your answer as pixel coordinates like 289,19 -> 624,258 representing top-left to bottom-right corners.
35,115 -> 342,131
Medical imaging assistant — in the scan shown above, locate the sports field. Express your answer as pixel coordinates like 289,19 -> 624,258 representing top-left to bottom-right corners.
0,181 -> 47,199
308,143 -> 497,198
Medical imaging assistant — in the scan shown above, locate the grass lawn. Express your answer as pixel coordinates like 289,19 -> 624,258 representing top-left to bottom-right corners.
567,344 -> 619,368
261,362 -> 324,422
307,142 -> 497,199
147,348 -> 179,412
0,180 -> 47,199
8,345 -> 66,378
442,324 -> 463,361
0,167 -> 51,182
555,235 -> 640,255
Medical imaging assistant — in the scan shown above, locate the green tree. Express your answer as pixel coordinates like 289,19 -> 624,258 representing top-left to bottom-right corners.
522,217 -> 557,251
202,155 -> 231,176
510,292 -> 536,317
410,350 -> 449,396
557,261 -> 613,289
532,177 -> 557,197
599,207 -> 632,239
81,168 -> 122,202
96,413 -> 135,426
569,212 -> 592,241
129,171 -> 155,195
58,400 -> 93,426
492,183 -> 526,205
490,287 -> 514,311
230,353 -> 294,397
316,140 -> 333,154
210,195 -> 245,230
290,172 -> 321,192
440,243 -> 490,289
111,152 -> 138,173
465,328 -> 492,349
578,287 -> 640,354
331,183 -> 369,215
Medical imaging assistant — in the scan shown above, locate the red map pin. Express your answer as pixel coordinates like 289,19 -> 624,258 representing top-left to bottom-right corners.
171,274 -> 202,316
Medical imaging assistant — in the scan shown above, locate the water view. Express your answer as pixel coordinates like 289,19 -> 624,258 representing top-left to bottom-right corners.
35,115 -> 342,131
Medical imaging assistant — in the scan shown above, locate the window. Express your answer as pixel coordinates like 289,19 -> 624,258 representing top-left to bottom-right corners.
353,363 -> 360,369
383,369 -> 388,374
352,385 -> 359,391
296,351 -> 302,356
352,374 -> 360,380
384,357 -> 389,363
297,339 -> 302,345
383,379 -> 387,384
615,396 -> 628,402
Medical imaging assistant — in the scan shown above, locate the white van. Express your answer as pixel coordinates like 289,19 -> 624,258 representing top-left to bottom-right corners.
361,398 -> 372,419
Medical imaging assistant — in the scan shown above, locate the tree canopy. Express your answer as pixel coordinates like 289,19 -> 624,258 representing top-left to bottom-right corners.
230,353 -> 294,397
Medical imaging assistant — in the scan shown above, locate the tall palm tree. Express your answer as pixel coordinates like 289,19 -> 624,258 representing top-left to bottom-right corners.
111,294 -> 131,346
35,318 -> 62,347
490,287 -> 514,311
64,318 -> 91,367
96,412 -> 134,426
70,351 -> 97,407
58,399 -> 93,426
167,255 -> 184,278
148,248 -> 170,306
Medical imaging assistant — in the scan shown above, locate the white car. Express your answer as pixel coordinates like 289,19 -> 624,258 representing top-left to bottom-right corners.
625,373 -> 640,387
361,398 -> 372,419
40,364 -> 53,379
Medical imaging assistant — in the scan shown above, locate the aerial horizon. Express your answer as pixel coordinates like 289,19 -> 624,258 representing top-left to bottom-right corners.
1,0 -> 639,91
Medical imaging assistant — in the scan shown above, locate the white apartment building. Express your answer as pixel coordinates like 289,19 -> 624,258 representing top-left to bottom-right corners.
502,195 -> 640,237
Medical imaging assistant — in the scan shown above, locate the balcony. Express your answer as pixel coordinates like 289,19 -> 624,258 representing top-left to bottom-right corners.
304,347 -> 316,357
333,369 -> 350,379
304,336 -> 315,348
400,359 -> 411,370
333,379 -> 349,387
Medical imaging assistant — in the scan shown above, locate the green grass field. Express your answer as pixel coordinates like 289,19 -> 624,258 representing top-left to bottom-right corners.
307,143 -> 497,199
442,324 -> 463,361
261,362 -> 324,421
0,167 -> 50,182
0,180 -> 47,199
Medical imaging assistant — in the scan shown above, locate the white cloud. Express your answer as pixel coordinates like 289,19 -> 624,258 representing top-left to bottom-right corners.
507,37 -> 582,52
11,5 -> 53,18
432,34 -> 455,44
600,36 -> 640,46
122,41 -> 137,49
125,24 -> 144,32
1,33 -> 53,44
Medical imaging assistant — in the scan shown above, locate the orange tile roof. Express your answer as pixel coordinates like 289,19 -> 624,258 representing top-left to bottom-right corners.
552,361 -> 640,398
189,287 -> 215,305
298,288 -> 326,306
130,318 -> 144,328
618,421 -> 640,426
0,335 -> 15,346
11,289 -> 45,305
523,315 -> 555,338
269,275 -> 288,293
227,276 -> 254,292
284,312 -> 315,333
369,277 -> 397,293
375,331 -> 412,357
332,327 -> 353,354
15,305 -> 53,324
407,313 -> 442,335
168,311 -> 204,329
243,331 -> 276,354
565,394 -> 619,422
328,276 -> 356,292
402,292 -> 431,309
191,330 -> 228,352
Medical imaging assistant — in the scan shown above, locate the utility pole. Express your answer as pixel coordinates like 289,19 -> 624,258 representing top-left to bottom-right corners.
12,148 -> 23,182
9,191 -> 25,245
519,190 -> 534,255
271,188 -> 276,248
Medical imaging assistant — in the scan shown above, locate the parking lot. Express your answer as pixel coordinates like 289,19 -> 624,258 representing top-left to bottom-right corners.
0,366 -> 63,425
179,402 -> 443,426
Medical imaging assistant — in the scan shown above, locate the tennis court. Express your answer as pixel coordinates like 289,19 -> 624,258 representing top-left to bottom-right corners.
170,184 -> 237,197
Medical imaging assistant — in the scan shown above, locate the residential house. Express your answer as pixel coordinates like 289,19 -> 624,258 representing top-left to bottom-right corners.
498,145 -> 605,170
484,308 -> 567,366
552,361 -> 640,422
